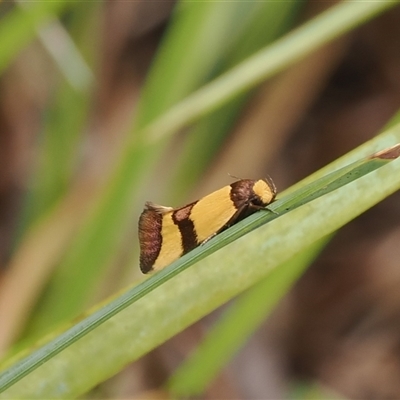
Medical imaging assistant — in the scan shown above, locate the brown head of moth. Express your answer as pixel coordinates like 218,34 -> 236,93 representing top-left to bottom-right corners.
138,177 -> 277,273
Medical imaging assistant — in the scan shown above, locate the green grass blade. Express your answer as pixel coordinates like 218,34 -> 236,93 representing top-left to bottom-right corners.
0,2 -> 74,74
167,237 -> 330,395
0,136 -> 399,397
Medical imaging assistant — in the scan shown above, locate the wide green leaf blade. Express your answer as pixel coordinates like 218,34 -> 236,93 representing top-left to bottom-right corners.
0,134 -> 399,398
167,237 -> 330,395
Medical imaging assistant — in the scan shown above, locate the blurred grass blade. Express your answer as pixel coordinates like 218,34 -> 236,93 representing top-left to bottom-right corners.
17,3 -> 96,234
0,1 -> 74,74
137,1 -> 302,201
1,4 -> 99,354
0,139 -> 399,396
18,83 -> 93,238
167,1 -> 302,200
135,1 -> 259,129
15,0 -> 95,91
141,1 -> 397,143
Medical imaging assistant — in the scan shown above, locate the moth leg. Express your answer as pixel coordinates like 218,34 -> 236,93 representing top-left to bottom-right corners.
249,203 -> 279,215
266,206 -> 279,215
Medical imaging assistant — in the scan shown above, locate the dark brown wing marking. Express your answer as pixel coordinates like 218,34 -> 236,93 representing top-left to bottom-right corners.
138,204 -> 164,273
172,202 -> 198,254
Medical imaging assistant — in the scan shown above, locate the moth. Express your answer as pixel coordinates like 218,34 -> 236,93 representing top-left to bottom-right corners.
138,177 -> 277,273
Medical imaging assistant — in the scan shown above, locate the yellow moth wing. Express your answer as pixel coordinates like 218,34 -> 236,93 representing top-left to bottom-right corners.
152,212 -> 182,271
190,185 -> 236,243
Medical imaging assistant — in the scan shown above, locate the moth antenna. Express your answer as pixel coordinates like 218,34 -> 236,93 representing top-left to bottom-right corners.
227,173 -> 242,181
